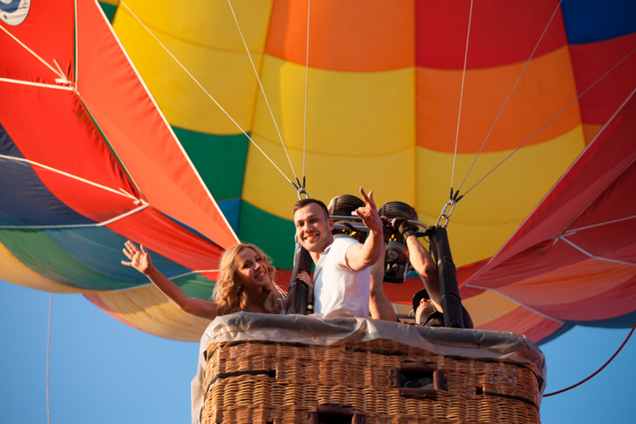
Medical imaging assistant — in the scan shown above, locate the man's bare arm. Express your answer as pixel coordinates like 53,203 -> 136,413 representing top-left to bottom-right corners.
369,245 -> 397,321
405,235 -> 442,308
345,187 -> 384,271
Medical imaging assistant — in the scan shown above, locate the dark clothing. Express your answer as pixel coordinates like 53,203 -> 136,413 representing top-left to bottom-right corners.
420,306 -> 474,329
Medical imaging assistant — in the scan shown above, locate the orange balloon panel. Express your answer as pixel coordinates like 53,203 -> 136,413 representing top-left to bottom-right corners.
416,47 -> 581,153
499,259 -> 636,307
266,0 -> 415,71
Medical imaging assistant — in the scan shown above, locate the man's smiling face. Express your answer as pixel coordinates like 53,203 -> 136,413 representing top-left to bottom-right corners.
294,202 -> 334,255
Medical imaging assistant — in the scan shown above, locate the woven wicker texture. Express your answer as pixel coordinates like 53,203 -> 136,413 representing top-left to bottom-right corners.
201,339 -> 541,424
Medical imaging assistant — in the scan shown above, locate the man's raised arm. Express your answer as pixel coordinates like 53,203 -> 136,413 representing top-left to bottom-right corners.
344,187 -> 384,271
407,235 -> 441,305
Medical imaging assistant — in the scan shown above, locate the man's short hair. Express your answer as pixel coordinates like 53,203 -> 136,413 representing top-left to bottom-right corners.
293,198 -> 330,220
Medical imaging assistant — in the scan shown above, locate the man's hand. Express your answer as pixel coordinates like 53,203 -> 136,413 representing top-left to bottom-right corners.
352,187 -> 383,234
392,217 -> 419,243
380,216 -> 393,244
121,240 -> 153,275
345,187 -> 384,271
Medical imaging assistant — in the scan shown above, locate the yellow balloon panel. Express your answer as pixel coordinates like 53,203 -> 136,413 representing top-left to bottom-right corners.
252,55 -> 416,156
442,219 -> 522,267
417,125 -> 585,223
415,125 -> 584,265
115,0 -> 272,53
0,243 -> 89,293
462,290 -> 519,327
242,138 -> 417,221
97,285 -> 211,342
485,307 -> 551,336
412,212 -> 521,266
113,0 -> 273,134
244,129 -> 583,267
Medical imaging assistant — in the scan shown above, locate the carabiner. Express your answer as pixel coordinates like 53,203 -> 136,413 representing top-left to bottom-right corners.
435,200 -> 456,228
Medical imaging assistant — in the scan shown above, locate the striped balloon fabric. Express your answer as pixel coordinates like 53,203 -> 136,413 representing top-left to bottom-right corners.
0,0 -> 634,342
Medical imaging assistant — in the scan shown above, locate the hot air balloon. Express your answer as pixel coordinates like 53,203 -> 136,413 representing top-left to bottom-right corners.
1,0 -> 635,347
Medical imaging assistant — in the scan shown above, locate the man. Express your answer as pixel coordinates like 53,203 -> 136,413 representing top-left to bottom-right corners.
293,187 -> 383,318
367,212 -> 473,328
393,218 -> 473,328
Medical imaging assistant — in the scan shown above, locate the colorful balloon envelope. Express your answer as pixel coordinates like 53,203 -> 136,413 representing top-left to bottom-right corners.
0,0 -> 634,342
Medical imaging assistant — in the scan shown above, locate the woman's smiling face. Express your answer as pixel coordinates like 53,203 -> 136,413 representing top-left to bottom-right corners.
234,247 -> 270,289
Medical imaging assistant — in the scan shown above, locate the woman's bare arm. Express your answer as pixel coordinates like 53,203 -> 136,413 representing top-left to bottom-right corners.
121,241 -> 218,320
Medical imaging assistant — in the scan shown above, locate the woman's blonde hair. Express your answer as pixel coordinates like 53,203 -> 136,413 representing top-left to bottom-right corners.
213,243 -> 282,316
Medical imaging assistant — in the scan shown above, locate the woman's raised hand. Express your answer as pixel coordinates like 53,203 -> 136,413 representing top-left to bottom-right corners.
121,240 -> 153,275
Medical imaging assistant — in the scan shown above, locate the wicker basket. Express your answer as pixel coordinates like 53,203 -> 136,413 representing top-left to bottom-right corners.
200,334 -> 543,424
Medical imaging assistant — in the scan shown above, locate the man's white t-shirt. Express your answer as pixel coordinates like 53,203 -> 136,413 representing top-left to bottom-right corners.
313,234 -> 370,318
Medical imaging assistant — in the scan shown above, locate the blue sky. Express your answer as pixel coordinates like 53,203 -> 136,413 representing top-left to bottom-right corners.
1,280 -> 634,424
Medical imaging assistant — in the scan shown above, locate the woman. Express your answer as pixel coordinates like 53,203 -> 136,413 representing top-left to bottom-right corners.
121,240 -> 312,320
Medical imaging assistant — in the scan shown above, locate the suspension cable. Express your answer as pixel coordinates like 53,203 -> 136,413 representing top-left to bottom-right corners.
460,47 -> 636,199
544,319 -> 636,397
0,154 -> 142,201
118,1 -> 295,187
272,272 -> 289,299
457,0 -> 563,194
225,0 -> 300,184
302,0 -> 312,184
449,0 -> 474,192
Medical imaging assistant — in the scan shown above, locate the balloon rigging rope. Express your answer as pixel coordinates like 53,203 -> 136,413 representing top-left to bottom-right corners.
46,293 -> 52,424
0,25 -> 66,82
0,154 -> 142,201
118,1 -> 294,187
557,236 -> 636,267
225,0 -> 300,183
272,277 -> 289,299
0,204 -> 150,230
0,77 -> 73,90
302,0 -> 311,181
457,0 -> 563,194
449,0 -> 474,192
564,214 -> 636,235
544,319 -> 636,397
460,46 -> 636,199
